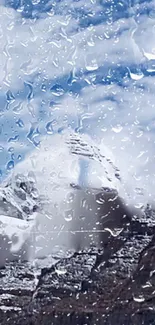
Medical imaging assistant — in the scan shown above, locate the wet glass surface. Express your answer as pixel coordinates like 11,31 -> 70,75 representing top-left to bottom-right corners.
0,0 -> 155,324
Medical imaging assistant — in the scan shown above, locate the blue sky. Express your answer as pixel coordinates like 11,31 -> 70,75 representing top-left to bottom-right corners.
0,0 -> 155,203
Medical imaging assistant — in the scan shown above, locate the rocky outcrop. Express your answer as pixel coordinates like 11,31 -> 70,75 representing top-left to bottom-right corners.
0,206 -> 154,325
0,173 -> 39,221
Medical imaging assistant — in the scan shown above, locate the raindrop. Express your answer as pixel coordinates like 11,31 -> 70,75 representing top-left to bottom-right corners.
27,126 -> 40,147
8,135 -> 19,143
134,203 -> 144,209
6,90 -> 15,102
146,67 -> 155,73
16,119 -> 24,128
134,188 -> 144,195
86,59 -> 98,71
8,147 -> 14,153
58,126 -> 65,133
81,198 -> 87,208
149,269 -> 155,277
79,215 -> 85,221
11,153 -> 15,160
133,295 -> 145,303
87,37 -> 95,47
0,170 -> 2,177
96,197 -> 105,204
66,192 -> 74,203
50,84 -> 65,96
64,209 -> 73,222
112,125 -> 123,133
13,102 -> 23,114
28,103 -> 35,118
104,31 -> 110,39
47,8 -> 55,17
101,127 -> 107,132
32,0 -> 40,4
128,68 -> 144,80
6,160 -> 14,170
24,82 -> 34,100
55,267 -> 67,276
41,84 -> 46,92
143,50 -> 155,60
67,70 -> 77,86
46,121 -> 54,134
142,282 -> 152,288
104,227 -> 123,237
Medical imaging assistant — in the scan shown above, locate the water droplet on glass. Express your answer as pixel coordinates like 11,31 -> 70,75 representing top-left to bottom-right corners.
32,0 -> 40,4
8,147 -> 14,153
146,67 -> 155,73
66,192 -> 74,203
58,126 -> 65,133
81,198 -> 87,208
6,90 -> 15,102
8,135 -> 19,143
134,203 -> 144,209
13,102 -> 23,114
27,126 -> 40,147
16,119 -> 24,128
6,160 -> 14,170
55,267 -> 67,276
46,121 -> 54,134
112,125 -> 123,133
134,188 -> 144,196
79,215 -> 85,221
128,68 -> 144,80
24,82 -> 34,100
0,146 -> 4,152
133,295 -> 145,303
50,84 -> 65,96
143,50 -> 155,60
96,197 -> 105,204
64,209 -> 73,222
41,84 -> 46,92
104,227 -> 123,237
47,8 -> 55,17
87,37 -> 95,47
11,153 -> 15,160
67,70 -> 77,86
86,60 -> 98,71
150,270 -> 155,277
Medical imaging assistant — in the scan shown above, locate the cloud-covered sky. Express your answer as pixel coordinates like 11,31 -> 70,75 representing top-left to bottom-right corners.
0,0 -> 155,205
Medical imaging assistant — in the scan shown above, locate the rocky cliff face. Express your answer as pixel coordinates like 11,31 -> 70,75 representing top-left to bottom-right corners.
0,199 -> 154,324
0,173 -> 39,221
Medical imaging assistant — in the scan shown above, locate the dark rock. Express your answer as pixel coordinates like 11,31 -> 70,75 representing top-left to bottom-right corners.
0,207 -> 155,324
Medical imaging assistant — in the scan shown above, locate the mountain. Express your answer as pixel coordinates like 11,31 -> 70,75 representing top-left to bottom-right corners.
0,131 -> 145,266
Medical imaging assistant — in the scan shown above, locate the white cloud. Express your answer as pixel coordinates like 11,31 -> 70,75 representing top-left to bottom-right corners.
0,5 -> 145,92
0,0 -> 155,207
